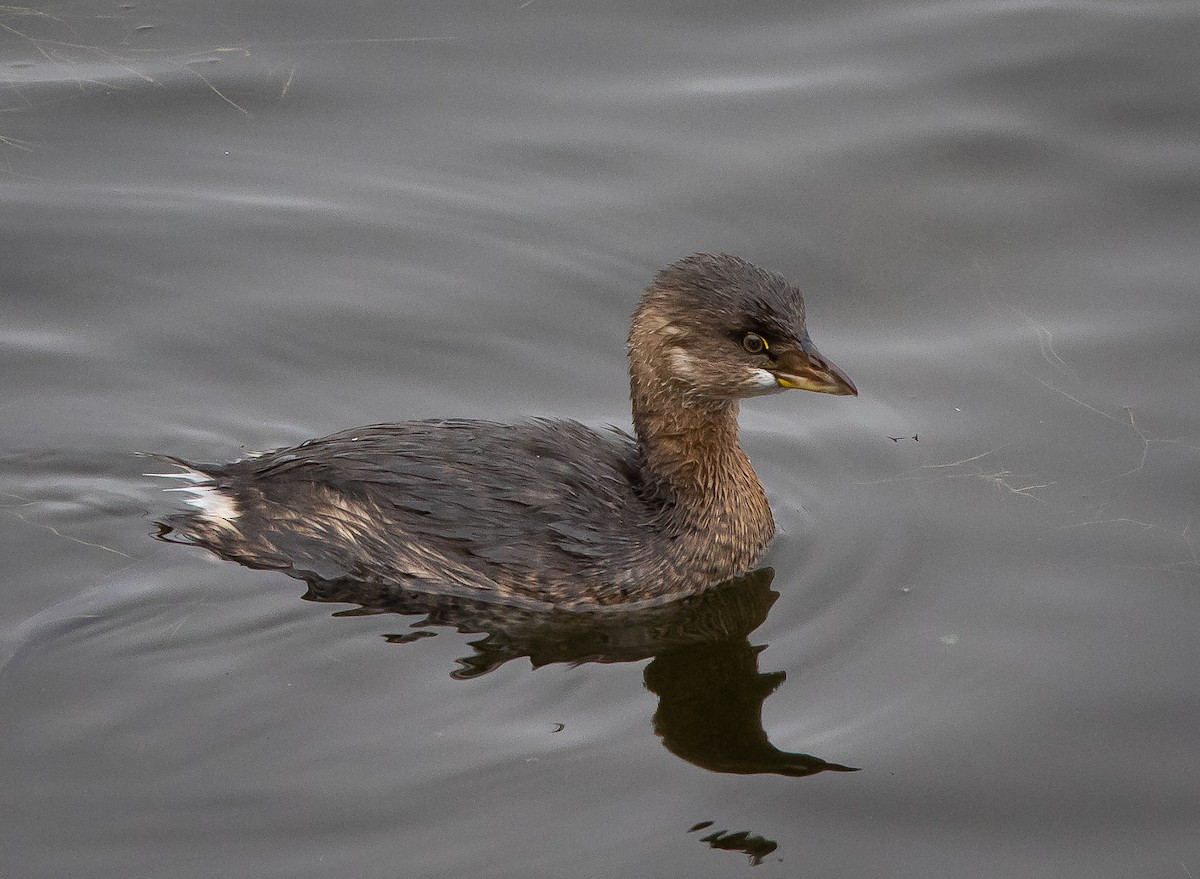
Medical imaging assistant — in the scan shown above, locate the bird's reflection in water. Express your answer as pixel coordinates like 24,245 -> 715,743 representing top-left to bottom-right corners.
303,567 -> 858,779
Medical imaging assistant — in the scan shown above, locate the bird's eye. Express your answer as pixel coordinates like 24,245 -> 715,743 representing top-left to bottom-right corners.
742,333 -> 767,354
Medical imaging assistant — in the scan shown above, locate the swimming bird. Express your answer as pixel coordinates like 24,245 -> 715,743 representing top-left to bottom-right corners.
151,253 -> 857,609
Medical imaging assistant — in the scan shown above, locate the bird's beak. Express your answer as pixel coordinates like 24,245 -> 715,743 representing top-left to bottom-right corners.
769,340 -> 858,396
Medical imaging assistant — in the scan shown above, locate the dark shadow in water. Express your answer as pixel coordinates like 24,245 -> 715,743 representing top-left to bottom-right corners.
298,567 -> 859,780
155,523 -> 854,778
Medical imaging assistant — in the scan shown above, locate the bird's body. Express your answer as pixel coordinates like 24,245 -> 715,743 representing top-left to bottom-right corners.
155,253 -> 857,609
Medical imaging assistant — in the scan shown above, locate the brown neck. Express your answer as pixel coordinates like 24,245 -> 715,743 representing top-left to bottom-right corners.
627,326 -> 772,530
624,297 -> 777,584
628,358 -> 775,585
631,383 -> 748,500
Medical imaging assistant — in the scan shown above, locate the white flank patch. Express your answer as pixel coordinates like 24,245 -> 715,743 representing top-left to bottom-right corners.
145,467 -> 240,523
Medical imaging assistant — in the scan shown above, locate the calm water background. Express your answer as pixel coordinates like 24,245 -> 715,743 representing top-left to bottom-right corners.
2,1 -> 1199,876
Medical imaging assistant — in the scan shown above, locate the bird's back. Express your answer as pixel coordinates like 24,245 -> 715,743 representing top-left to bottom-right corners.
167,419 -> 674,607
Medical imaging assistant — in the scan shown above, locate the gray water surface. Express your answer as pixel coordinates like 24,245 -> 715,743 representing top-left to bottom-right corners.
2,1 -> 1199,877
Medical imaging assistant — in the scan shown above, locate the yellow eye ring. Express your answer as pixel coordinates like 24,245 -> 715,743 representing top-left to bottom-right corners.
742,333 -> 767,354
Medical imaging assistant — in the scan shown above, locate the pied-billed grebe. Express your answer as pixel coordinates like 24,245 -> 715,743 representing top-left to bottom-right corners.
152,253 -> 857,609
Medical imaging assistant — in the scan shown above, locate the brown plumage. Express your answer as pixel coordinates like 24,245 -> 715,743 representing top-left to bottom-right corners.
152,253 -> 857,609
